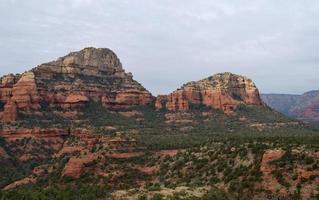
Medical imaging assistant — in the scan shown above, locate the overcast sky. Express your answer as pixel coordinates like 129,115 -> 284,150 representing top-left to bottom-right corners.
1,0 -> 319,95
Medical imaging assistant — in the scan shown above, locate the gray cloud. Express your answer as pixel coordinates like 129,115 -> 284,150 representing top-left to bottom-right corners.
0,0 -> 319,95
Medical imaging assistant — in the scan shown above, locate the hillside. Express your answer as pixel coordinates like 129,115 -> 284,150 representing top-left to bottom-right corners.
290,91 -> 319,122
0,48 -> 319,200
262,91 -> 319,122
261,94 -> 300,115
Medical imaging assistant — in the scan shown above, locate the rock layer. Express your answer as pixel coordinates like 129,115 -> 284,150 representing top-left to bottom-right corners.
156,72 -> 262,114
1,99 -> 18,122
0,47 -> 153,122
0,49 -> 265,122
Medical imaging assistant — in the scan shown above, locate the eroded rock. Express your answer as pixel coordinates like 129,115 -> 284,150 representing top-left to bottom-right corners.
156,72 -> 262,114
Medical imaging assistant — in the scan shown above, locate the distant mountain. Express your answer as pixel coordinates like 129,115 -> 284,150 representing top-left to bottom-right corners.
290,91 -> 319,122
262,91 -> 319,122
261,94 -> 300,115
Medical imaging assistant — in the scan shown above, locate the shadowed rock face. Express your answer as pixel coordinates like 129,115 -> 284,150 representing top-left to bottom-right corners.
0,47 -> 154,122
155,72 -> 263,114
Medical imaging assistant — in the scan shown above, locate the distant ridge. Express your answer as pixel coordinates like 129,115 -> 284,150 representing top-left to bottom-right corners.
262,91 -> 319,122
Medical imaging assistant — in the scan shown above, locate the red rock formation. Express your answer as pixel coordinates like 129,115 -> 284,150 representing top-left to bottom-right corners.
156,72 -> 263,114
260,149 -> 286,196
56,146 -> 85,157
32,47 -> 153,110
4,177 -> 37,190
0,128 -> 69,141
166,91 -> 189,111
0,74 -> 18,103
11,72 -> 40,110
63,93 -> 89,109
155,95 -> 168,110
0,47 -> 153,122
2,99 -> 17,122
62,154 -> 96,179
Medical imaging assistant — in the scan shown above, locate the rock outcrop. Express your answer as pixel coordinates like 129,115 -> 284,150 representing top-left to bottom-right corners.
1,99 -> 18,122
260,149 -> 286,195
156,72 -> 263,114
0,47 -> 153,122
32,47 -> 153,110
11,72 -> 40,110
0,128 -> 69,142
62,154 -> 96,179
0,49 -> 265,122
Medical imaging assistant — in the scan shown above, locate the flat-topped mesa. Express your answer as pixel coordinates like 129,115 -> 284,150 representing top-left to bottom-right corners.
155,72 -> 263,114
0,47 -> 153,122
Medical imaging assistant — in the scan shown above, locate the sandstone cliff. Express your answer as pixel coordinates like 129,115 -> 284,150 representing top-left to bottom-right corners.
0,49 -> 265,122
0,47 -> 153,122
155,72 -> 263,114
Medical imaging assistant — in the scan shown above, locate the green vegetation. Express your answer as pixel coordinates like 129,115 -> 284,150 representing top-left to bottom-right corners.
0,137 -> 55,188
1,102 -> 319,199
236,104 -> 292,123
0,184 -> 110,200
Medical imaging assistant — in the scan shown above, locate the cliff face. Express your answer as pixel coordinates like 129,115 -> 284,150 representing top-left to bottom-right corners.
156,72 -> 263,114
0,47 -> 153,122
0,49 -> 267,166
0,48 -> 267,156
0,48 -> 265,123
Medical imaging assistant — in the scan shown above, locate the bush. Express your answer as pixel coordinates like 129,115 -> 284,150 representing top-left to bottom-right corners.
151,193 -> 164,200
138,194 -> 148,200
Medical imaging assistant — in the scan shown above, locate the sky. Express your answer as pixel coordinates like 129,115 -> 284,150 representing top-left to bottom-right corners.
0,0 -> 319,95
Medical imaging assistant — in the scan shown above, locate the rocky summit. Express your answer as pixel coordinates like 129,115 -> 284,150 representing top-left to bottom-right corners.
0,47 -> 319,200
155,72 -> 262,114
0,47 -> 153,122
0,47 -> 263,124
